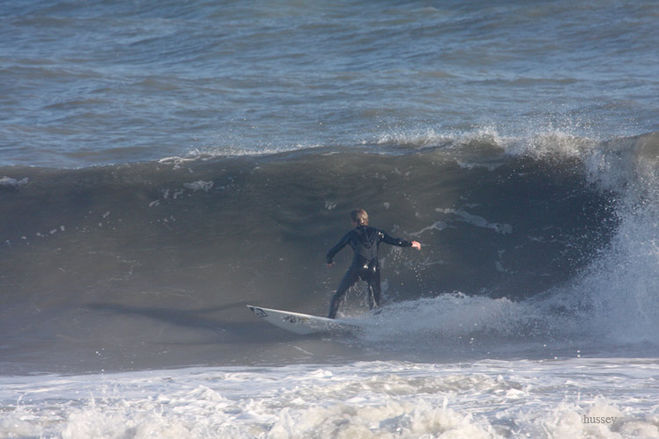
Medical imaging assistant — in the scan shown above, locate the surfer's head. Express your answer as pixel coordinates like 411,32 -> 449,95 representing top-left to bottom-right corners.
350,209 -> 369,226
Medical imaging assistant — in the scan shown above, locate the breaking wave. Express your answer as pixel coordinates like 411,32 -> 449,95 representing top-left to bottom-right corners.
0,131 -> 656,372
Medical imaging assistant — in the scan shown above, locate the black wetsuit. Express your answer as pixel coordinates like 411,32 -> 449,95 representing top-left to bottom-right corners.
326,225 -> 412,319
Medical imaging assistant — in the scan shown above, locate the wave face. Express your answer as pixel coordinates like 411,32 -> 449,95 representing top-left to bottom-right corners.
0,132 -> 656,373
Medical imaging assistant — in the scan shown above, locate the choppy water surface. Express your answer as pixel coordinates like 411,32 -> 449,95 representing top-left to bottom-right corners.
1,1 -> 657,438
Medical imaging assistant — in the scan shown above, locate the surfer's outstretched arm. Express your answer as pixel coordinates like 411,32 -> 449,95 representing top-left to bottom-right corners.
380,231 -> 421,250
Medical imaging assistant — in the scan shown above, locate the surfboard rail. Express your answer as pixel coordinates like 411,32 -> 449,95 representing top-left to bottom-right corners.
246,305 -> 361,335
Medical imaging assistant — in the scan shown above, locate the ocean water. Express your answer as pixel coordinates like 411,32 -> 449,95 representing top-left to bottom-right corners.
1,0 -> 658,438
1,359 -> 657,438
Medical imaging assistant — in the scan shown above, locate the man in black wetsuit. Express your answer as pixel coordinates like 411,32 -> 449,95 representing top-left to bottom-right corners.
326,209 -> 421,318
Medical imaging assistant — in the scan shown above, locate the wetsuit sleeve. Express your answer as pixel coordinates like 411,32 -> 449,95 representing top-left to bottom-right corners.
326,231 -> 352,264
380,230 -> 412,247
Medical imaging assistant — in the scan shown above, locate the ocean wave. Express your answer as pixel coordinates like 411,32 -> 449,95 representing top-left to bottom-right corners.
0,132 -> 655,372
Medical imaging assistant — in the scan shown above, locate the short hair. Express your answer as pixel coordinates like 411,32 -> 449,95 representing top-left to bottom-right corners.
350,209 -> 369,226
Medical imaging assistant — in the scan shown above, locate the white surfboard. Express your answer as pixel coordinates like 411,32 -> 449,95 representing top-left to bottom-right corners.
246,305 -> 361,335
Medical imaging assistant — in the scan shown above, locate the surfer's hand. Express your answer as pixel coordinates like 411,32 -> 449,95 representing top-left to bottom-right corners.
327,261 -> 335,267
411,241 -> 421,250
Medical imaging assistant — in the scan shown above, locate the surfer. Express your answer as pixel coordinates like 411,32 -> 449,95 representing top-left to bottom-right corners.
326,209 -> 421,318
